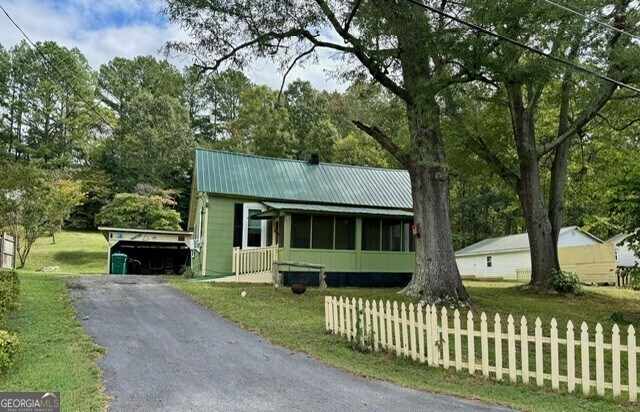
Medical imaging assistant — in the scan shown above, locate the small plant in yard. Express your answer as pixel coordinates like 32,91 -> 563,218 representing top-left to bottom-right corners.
350,309 -> 375,353
627,267 -> 640,290
610,311 -> 629,325
0,330 -> 19,374
180,266 -> 196,278
550,269 -> 580,294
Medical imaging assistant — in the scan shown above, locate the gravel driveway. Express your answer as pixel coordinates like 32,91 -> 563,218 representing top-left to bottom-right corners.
69,275 -> 511,412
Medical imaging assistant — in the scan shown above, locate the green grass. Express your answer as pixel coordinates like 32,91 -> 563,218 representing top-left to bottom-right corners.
169,279 -> 640,411
22,230 -> 107,274
0,272 -> 108,411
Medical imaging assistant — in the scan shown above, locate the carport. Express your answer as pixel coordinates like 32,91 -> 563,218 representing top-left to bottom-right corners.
99,227 -> 193,275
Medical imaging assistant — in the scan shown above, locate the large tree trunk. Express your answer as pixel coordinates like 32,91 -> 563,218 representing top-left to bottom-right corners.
548,77 -> 574,268
402,164 -> 469,304
507,85 -> 559,289
399,104 -> 469,305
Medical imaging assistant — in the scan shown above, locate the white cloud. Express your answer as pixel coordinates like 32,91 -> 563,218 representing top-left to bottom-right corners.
0,0 -> 348,92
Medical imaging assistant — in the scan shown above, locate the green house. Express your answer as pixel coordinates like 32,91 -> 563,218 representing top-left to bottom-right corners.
188,149 -> 416,286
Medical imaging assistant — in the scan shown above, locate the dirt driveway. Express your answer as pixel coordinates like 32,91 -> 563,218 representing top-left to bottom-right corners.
69,275 -> 511,411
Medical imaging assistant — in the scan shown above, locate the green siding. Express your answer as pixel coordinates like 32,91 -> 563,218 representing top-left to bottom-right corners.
288,249 -> 359,272
205,196 -> 236,275
360,251 -> 414,272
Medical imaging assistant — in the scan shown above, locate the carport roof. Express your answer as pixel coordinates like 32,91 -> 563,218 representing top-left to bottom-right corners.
98,227 -> 192,241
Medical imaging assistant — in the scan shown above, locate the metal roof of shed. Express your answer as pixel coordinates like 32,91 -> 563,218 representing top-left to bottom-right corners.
194,149 -> 412,208
254,202 -> 413,218
455,226 -> 601,256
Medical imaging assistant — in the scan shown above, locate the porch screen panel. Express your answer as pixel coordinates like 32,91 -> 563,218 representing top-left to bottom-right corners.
312,215 -> 334,249
277,216 -> 285,247
381,220 -> 402,251
335,217 -> 356,250
362,218 -> 381,251
403,222 -> 415,252
291,214 -> 311,248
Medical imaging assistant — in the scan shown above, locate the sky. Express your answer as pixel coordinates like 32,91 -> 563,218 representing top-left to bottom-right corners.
0,0 -> 347,92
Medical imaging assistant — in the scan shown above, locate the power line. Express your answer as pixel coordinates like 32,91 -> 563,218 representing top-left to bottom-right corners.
0,3 -> 116,132
405,0 -> 640,94
539,0 -> 640,42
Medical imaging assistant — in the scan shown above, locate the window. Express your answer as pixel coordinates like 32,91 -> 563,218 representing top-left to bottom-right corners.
246,209 -> 263,247
233,203 -> 243,247
335,217 -> 356,250
362,218 -> 381,251
487,256 -> 492,267
291,214 -> 311,248
403,222 -> 415,252
241,203 -> 267,249
382,220 -> 402,251
312,215 -> 334,249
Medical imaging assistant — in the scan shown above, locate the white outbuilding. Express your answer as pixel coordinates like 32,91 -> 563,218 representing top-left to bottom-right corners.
607,232 -> 639,268
455,226 -> 616,283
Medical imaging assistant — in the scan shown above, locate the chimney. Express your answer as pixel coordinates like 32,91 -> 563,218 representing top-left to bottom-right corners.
308,153 -> 319,165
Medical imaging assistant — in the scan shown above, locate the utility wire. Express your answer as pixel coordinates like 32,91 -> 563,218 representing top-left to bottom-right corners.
0,3 -> 116,132
405,0 -> 640,94
539,0 -> 640,42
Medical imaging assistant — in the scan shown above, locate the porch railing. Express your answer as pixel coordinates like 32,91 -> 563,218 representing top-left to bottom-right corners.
232,245 -> 278,281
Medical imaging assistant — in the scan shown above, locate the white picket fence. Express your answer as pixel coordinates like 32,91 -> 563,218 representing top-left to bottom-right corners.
324,296 -> 639,402
232,245 -> 278,281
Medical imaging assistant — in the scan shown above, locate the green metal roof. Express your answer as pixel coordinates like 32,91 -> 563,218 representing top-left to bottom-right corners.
254,202 -> 413,218
195,149 -> 412,208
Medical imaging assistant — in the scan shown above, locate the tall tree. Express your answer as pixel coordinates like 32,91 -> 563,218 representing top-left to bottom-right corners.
98,55 -> 184,118
227,85 -> 297,157
443,0 -> 639,288
184,67 -> 251,143
0,41 -> 102,167
284,80 -> 338,161
163,0 -> 492,304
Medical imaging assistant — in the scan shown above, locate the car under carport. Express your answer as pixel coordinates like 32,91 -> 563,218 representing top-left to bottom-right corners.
99,227 -> 193,275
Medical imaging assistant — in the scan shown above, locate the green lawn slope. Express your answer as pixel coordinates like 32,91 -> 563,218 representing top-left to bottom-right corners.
21,230 -> 107,274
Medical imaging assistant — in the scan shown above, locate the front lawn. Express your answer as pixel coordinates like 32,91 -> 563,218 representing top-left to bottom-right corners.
0,272 -> 108,411
169,279 -> 640,411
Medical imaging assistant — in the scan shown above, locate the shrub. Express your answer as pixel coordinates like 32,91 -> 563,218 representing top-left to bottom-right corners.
551,269 -> 580,294
0,270 -> 20,327
0,330 -> 19,374
180,266 -> 195,278
627,267 -> 640,290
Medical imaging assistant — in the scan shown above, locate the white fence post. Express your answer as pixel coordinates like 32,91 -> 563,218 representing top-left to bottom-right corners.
628,325 -> 637,402
467,311 -> 475,375
494,313 -> 503,381
521,316 -> 529,384
612,324 -> 621,397
567,321 -> 575,393
441,308 -> 450,369
551,318 -> 559,390
581,322 -> 590,396
535,318 -> 543,386
481,312 -> 489,377
454,309 -> 462,371
507,315 -> 516,382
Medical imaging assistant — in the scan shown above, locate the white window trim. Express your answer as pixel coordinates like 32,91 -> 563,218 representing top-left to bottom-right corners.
242,202 -> 267,249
